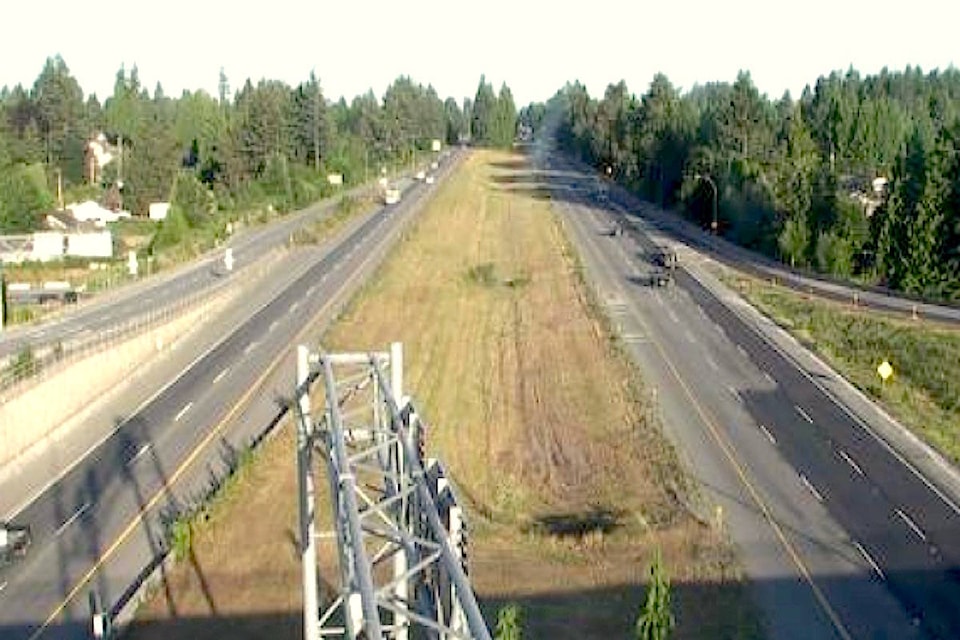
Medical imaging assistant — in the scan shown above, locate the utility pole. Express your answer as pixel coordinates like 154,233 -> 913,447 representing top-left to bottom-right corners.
313,74 -> 320,172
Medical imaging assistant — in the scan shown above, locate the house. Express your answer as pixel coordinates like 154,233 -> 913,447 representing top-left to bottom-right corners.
66,200 -> 130,226
45,210 -> 79,231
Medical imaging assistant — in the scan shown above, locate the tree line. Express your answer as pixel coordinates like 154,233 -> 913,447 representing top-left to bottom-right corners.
524,67 -> 960,301
0,56 -> 518,246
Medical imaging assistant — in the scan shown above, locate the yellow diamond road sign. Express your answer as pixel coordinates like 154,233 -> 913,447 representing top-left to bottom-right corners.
877,360 -> 894,381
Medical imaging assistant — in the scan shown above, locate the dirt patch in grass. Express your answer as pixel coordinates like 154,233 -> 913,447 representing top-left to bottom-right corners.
729,274 -> 960,463
126,150 -> 760,639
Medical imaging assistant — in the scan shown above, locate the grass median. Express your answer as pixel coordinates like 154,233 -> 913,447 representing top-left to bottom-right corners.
126,149 -> 760,639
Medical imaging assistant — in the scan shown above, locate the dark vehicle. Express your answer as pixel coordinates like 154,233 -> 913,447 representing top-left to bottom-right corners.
0,523 -> 32,566
650,246 -> 678,287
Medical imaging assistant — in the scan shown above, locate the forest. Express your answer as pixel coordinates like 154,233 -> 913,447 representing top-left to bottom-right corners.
521,67 -> 960,301
0,56 -> 516,253
3,57 -> 958,302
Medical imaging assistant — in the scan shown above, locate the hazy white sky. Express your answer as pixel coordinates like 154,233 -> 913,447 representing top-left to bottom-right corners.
3,0 -> 958,106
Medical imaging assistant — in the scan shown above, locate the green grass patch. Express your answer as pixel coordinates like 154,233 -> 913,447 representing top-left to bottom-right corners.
737,279 -> 960,462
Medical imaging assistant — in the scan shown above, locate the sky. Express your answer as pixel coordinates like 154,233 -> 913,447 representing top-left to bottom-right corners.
3,0 -> 958,107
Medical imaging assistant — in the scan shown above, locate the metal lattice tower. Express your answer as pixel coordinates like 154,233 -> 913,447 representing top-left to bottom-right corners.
294,343 -> 491,640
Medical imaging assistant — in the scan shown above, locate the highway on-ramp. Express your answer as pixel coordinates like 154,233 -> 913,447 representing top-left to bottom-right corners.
539,149 -> 960,639
0,154 -> 459,640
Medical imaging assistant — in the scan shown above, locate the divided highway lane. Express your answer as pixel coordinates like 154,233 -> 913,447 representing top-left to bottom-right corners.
561,153 -> 960,326
0,180 -> 397,360
544,154 -> 960,639
0,155 -> 460,639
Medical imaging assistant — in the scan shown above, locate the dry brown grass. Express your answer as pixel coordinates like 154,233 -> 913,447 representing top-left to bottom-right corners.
126,150 -> 760,639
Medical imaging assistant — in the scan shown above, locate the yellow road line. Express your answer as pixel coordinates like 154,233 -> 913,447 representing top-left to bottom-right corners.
29,205 -> 408,639
562,199 -> 852,640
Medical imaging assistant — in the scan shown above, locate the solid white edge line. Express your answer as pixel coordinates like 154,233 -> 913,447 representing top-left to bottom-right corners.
795,405 -> 814,423
895,508 -> 927,542
696,260 -> 960,518
800,473 -> 825,502
838,449 -> 864,476
853,541 -> 886,580
55,502 -> 90,537
759,424 -> 777,445
174,402 -> 193,422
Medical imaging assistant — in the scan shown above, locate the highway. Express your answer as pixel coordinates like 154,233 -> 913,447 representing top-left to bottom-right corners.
0,179 -> 407,361
0,153 -> 459,639
537,147 -> 960,639
583,162 -> 960,326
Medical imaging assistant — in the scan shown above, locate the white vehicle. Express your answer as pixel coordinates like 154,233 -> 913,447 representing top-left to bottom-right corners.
384,187 -> 401,205
425,175 -> 435,185
431,161 -> 439,170
0,522 -> 31,566
415,170 -> 426,181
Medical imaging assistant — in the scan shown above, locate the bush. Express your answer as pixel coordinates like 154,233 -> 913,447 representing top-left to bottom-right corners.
495,604 -> 523,640
636,549 -> 674,640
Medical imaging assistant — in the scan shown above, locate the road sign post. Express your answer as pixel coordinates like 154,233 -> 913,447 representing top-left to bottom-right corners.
877,360 -> 894,395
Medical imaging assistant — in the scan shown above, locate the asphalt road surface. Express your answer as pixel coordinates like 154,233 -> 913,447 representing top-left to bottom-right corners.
0,153 -> 460,640
539,148 -> 960,639
0,178 -> 412,361
578,159 -> 960,326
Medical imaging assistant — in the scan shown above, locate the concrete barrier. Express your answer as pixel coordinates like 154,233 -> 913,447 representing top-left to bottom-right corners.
0,290 -> 234,471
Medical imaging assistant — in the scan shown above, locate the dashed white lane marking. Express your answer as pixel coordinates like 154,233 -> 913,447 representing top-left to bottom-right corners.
244,341 -> 259,355
736,344 -> 749,359
763,371 -> 777,385
684,329 -> 696,343
213,368 -> 229,385
666,308 -> 679,324
174,402 -> 193,422
269,320 -> 279,333
0,581 -> 7,594
55,502 -> 90,537
290,301 -> 300,312
795,405 -> 814,424
127,443 -> 151,467
838,449 -> 864,476
800,473 -> 825,502
895,508 -> 927,542
308,286 -> 316,295
705,355 -> 719,371
728,385 -> 740,400
759,424 -> 777,445
854,541 -> 886,580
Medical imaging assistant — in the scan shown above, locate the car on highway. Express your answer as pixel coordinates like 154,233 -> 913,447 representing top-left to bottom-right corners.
415,170 -> 426,181
384,187 -> 401,205
0,522 -> 31,566
425,175 -> 435,185
649,245 -> 678,287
